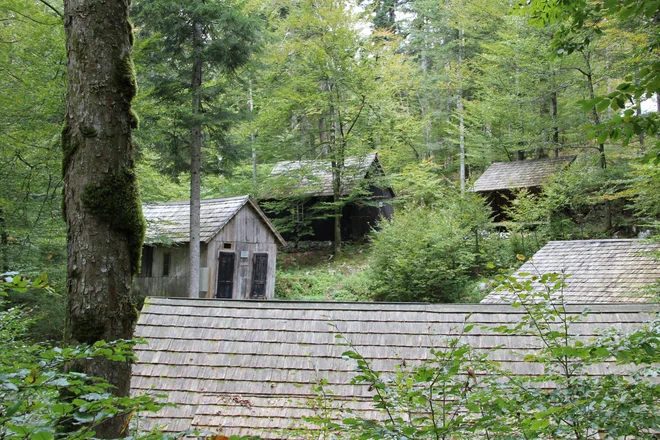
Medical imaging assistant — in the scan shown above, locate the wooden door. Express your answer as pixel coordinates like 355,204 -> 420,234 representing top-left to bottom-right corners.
250,253 -> 268,299
216,252 -> 235,299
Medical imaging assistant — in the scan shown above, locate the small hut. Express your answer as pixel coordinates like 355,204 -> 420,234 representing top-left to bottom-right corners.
134,196 -> 285,299
263,152 -> 395,242
472,156 -> 575,221
481,239 -> 660,304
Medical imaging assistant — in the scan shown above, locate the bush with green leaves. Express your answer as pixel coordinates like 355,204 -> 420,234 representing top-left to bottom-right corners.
368,190 -> 510,303
505,158 -> 636,243
0,274 -> 185,440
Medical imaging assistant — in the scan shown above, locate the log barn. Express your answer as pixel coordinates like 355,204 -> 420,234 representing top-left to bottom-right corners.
472,156 -> 575,221
263,152 -> 395,243
134,195 -> 285,299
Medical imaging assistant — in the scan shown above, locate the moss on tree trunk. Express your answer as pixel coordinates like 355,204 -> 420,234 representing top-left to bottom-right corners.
62,0 -> 143,437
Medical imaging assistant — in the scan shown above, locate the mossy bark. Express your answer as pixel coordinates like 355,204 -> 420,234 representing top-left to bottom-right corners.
62,0 -> 142,437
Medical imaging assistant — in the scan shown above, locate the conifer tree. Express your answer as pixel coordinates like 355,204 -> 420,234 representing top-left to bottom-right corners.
133,0 -> 259,297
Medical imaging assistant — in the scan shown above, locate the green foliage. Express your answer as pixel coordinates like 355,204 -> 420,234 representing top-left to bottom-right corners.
0,275 -> 186,439
368,190 -> 508,302
275,246 -> 373,301
0,0 -> 66,286
518,0 -> 660,162
132,0 -> 262,178
390,161 -> 451,207
305,272 -> 660,439
505,158 -> 637,242
493,270 -> 660,438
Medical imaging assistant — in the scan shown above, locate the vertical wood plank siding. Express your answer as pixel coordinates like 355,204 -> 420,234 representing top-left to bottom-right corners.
135,197 -> 283,299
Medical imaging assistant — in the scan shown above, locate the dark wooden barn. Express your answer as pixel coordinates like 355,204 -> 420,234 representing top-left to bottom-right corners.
472,156 -> 575,221
134,196 -> 285,299
263,152 -> 394,243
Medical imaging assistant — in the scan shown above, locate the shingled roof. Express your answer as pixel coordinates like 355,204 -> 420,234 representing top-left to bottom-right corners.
131,298 -> 658,437
142,196 -> 284,245
472,156 -> 576,192
482,239 -> 660,304
269,152 -> 385,197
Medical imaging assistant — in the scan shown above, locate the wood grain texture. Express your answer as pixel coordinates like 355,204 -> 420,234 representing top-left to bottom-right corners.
482,239 -> 660,303
131,299 -> 659,437
136,197 -> 282,299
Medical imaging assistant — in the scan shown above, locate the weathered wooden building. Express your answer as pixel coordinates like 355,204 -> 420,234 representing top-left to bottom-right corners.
131,299 -> 659,437
472,156 -> 575,221
264,152 -> 395,242
134,196 -> 285,299
482,239 -> 660,304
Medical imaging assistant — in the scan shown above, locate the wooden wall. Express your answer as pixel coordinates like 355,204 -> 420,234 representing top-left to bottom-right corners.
205,204 -> 278,300
134,203 -> 278,300
134,243 -> 208,298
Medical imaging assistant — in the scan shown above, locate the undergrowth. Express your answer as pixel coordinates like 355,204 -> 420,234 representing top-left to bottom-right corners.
275,244 -> 374,301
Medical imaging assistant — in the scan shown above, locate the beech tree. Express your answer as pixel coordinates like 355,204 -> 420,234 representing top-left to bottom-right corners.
250,0 -> 416,254
62,0 -> 144,436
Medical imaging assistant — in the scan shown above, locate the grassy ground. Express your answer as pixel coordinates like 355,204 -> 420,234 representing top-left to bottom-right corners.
274,243 -> 500,303
275,244 -> 374,301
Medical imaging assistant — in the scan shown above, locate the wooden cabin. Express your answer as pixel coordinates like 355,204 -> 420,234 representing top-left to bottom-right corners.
131,299 -> 659,437
481,239 -> 660,304
134,196 -> 285,299
263,152 -> 395,242
472,156 -> 575,221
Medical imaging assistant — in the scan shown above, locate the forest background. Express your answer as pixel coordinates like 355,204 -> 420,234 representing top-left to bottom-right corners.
1,0 -> 659,342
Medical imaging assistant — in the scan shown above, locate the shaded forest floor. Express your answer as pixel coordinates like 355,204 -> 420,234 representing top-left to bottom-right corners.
275,242 -> 494,303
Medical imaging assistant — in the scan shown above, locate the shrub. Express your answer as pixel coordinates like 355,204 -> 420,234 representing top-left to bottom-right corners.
368,190 -> 500,303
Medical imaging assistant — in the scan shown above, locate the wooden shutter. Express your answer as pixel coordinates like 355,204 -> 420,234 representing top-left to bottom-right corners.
140,246 -> 153,277
216,252 -> 235,299
250,253 -> 268,299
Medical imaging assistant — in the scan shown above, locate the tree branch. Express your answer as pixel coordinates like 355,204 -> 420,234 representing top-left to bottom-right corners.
39,0 -> 63,19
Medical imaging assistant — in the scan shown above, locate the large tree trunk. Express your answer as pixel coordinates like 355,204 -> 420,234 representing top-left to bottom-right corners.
62,0 -> 143,437
189,21 -> 203,299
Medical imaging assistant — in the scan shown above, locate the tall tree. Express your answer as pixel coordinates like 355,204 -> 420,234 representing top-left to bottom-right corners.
0,0 -> 66,281
250,0 -> 416,254
62,0 -> 144,436
133,0 -> 259,297
519,0 -> 660,161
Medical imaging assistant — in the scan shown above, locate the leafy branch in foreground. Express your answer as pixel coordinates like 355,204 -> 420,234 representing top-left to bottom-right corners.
0,274 -> 183,440
304,271 -> 659,439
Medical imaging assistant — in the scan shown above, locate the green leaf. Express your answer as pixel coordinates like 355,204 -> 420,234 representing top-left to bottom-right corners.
5,400 -> 25,418
597,131 -> 609,144
30,432 -> 54,440
596,99 -> 610,112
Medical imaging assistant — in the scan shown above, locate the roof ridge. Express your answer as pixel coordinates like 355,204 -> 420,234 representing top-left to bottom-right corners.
143,195 -> 249,206
546,238 -> 652,244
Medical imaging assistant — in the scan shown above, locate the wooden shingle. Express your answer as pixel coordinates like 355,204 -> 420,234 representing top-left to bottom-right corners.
482,239 -> 660,303
472,156 -> 576,192
269,152 -> 381,197
131,298 -> 658,437
142,195 -> 284,245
